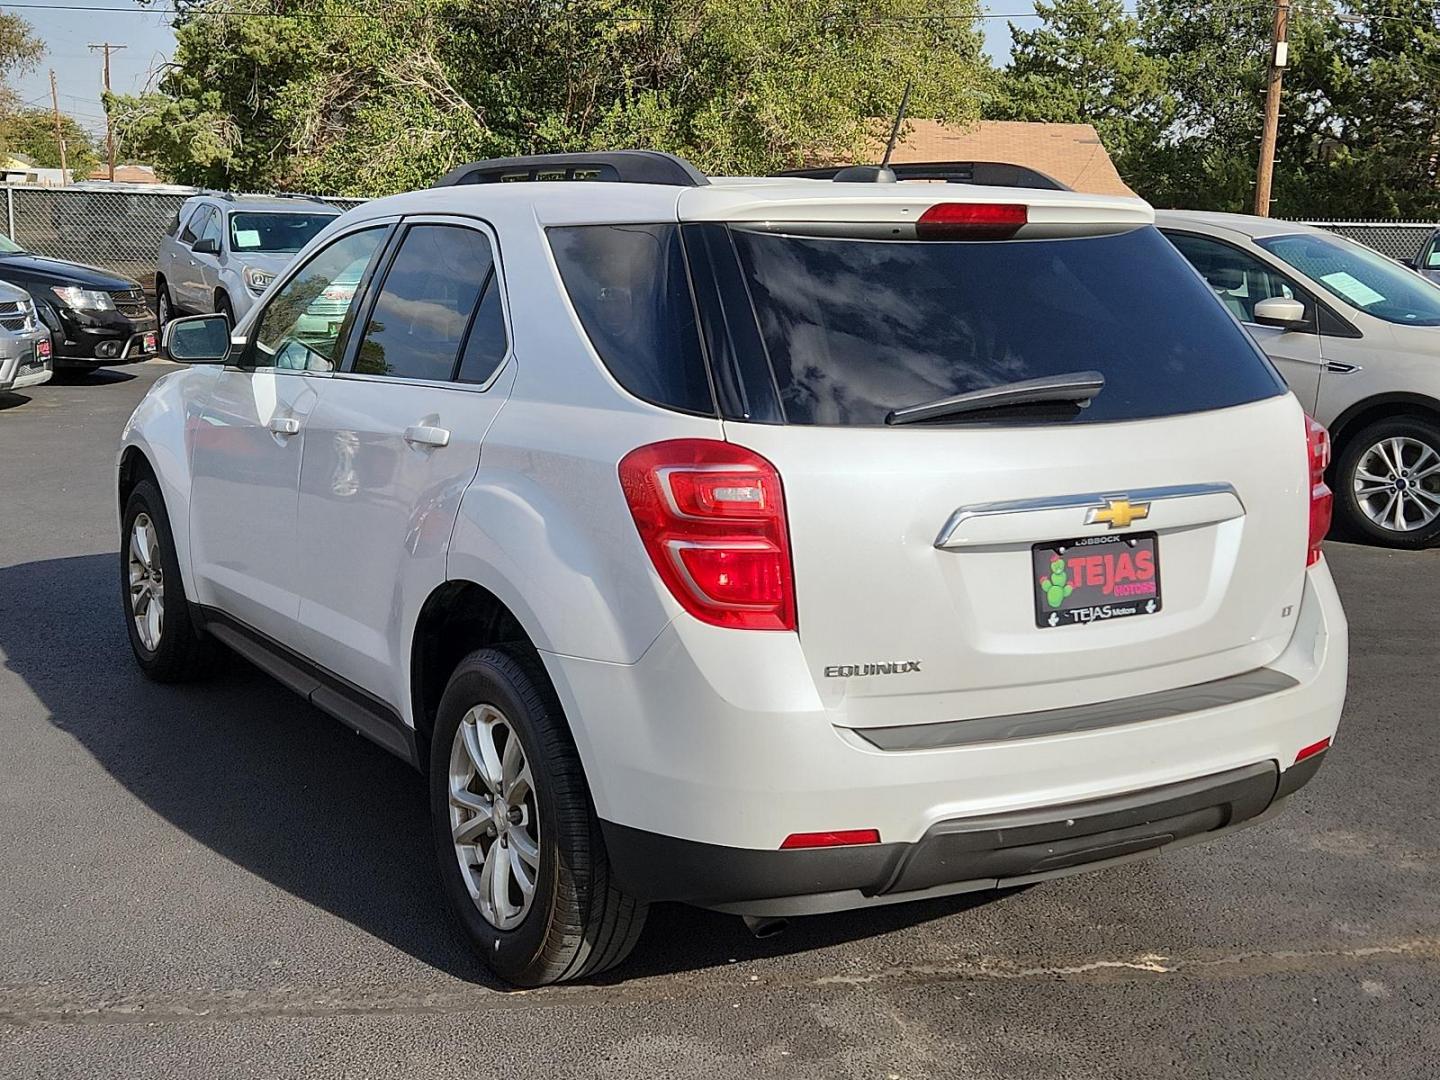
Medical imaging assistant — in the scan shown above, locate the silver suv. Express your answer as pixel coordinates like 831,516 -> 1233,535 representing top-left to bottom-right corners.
156,194 -> 340,328
1160,211 -> 1440,548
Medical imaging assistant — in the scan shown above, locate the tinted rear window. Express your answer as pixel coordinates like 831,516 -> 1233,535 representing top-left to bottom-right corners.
549,224 -> 714,415
720,225 -> 1284,426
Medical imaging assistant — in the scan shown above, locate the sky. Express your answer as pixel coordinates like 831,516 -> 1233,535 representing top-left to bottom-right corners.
9,2 -> 1026,143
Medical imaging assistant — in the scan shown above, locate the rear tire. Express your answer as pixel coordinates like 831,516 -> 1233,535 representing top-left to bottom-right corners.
120,479 -> 223,681
1334,416 -> 1440,549
156,280 -> 174,329
429,647 -> 646,986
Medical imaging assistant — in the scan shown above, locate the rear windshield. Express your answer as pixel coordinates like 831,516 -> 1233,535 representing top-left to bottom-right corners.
549,223 -> 1284,426
724,225 -> 1284,426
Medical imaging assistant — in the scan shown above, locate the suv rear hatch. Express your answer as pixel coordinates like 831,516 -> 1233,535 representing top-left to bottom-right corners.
551,187 -> 1311,732
679,189 -> 1308,729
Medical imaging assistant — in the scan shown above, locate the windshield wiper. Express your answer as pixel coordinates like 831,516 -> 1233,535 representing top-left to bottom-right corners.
884,371 -> 1106,426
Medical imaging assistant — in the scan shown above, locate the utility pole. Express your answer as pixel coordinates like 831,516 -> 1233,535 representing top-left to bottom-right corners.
1253,0 -> 1290,217
48,70 -> 68,178
88,42 -> 127,181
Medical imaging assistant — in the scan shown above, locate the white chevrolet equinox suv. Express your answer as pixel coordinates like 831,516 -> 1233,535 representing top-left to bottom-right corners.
118,152 -> 1348,986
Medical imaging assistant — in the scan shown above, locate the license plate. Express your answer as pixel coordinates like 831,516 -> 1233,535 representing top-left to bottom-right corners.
36,338 -> 51,359
141,331 -> 157,353
1033,532 -> 1161,629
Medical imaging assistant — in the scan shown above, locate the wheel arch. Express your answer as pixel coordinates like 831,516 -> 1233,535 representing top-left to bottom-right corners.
410,579 -> 552,764
1328,392 -> 1440,459
117,444 -> 158,520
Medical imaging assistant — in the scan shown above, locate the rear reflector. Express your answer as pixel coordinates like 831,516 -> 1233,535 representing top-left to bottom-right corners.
1295,736 -> 1331,764
779,829 -> 881,850
1305,415 -> 1333,566
917,202 -> 1027,240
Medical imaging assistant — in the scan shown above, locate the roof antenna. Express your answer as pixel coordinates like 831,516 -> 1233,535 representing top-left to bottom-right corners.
834,79 -> 912,184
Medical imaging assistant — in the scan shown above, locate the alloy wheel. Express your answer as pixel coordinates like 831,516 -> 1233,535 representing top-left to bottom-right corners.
127,513 -> 165,651
448,703 -> 541,931
1353,436 -> 1440,534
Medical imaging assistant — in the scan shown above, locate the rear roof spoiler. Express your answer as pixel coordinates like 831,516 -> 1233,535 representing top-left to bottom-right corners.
777,161 -> 1072,191
434,151 -> 709,188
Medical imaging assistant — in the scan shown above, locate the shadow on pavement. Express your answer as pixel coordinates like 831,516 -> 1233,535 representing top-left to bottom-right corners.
0,390 -> 33,410
49,366 -> 139,386
1,552 -> 1006,986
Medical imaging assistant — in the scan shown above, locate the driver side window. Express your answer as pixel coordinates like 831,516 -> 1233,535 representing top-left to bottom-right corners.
251,228 -> 386,372
1165,232 -> 1306,326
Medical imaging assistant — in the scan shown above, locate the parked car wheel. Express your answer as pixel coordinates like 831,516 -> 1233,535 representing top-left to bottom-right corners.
429,647 -> 647,987
216,293 -> 235,328
1334,416 -> 1440,548
156,280 -> 174,328
120,478 -> 223,681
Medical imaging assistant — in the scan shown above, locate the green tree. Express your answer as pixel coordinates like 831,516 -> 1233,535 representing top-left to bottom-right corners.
0,108 -> 101,177
112,0 -> 989,195
995,0 -> 1170,165
0,11 -> 41,118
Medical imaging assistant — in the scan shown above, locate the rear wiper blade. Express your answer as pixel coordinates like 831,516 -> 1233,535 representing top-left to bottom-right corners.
884,371 -> 1106,426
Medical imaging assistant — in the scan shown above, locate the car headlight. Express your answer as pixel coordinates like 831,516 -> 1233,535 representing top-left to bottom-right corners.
245,267 -> 276,293
50,286 -> 115,312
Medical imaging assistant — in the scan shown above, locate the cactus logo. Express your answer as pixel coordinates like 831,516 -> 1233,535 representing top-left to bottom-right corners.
1040,556 -> 1074,609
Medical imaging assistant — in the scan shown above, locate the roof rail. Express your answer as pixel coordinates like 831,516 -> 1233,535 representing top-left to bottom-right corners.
777,161 -> 1072,192
434,151 -> 709,188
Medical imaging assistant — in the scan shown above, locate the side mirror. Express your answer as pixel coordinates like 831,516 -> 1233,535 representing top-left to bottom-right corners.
1253,296 -> 1308,331
163,313 -> 231,365
192,237 -> 221,256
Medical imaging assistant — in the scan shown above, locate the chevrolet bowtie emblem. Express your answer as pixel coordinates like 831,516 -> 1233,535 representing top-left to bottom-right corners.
1085,497 -> 1151,529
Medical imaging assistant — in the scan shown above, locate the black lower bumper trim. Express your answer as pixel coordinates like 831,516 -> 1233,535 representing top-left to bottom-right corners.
602,757 -> 1323,910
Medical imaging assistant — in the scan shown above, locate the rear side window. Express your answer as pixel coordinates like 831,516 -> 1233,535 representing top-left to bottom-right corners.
717,225 -> 1285,426
549,224 -> 714,415
353,224 -> 495,381
179,205 -> 208,245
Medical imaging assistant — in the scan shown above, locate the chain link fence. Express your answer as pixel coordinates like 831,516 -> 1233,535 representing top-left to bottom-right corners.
1297,221 -> 1437,263
0,184 -> 368,289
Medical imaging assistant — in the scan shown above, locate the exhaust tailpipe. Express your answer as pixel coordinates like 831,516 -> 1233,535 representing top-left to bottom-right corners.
742,915 -> 789,939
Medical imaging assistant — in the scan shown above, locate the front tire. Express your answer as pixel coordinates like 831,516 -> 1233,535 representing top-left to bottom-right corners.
120,478 -> 222,681
216,293 -> 235,329
429,647 -> 646,986
1334,417 -> 1440,549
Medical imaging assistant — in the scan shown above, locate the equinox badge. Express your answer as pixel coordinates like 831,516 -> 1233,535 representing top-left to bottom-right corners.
824,661 -> 922,678
1085,496 -> 1151,530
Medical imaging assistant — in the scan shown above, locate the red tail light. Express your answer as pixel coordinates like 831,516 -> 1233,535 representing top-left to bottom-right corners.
619,439 -> 796,631
917,202 -> 1027,240
779,829 -> 881,850
1305,416 -> 1332,566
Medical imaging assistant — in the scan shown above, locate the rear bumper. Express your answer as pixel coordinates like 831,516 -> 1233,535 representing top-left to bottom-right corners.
548,560 -> 1345,909
603,753 -> 1327,915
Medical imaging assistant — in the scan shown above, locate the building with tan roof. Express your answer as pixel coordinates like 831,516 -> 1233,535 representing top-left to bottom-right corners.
871,120 -> 1137,198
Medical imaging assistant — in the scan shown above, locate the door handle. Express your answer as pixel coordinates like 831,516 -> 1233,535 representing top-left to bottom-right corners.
404,424 -> 451,448
268,416 -> 301,436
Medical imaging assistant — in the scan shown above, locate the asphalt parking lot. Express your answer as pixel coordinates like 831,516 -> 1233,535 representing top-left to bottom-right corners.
3,361 -> 1439,1079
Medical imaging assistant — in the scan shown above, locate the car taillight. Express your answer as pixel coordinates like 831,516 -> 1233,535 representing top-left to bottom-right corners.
619,439 -> 796,631
1306,415 -> 1332,567
916,202 -> 1027,240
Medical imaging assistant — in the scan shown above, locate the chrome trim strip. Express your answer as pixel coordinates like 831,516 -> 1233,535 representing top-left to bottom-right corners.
854,668 -> 1299,752
934,481 -> 1242,549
